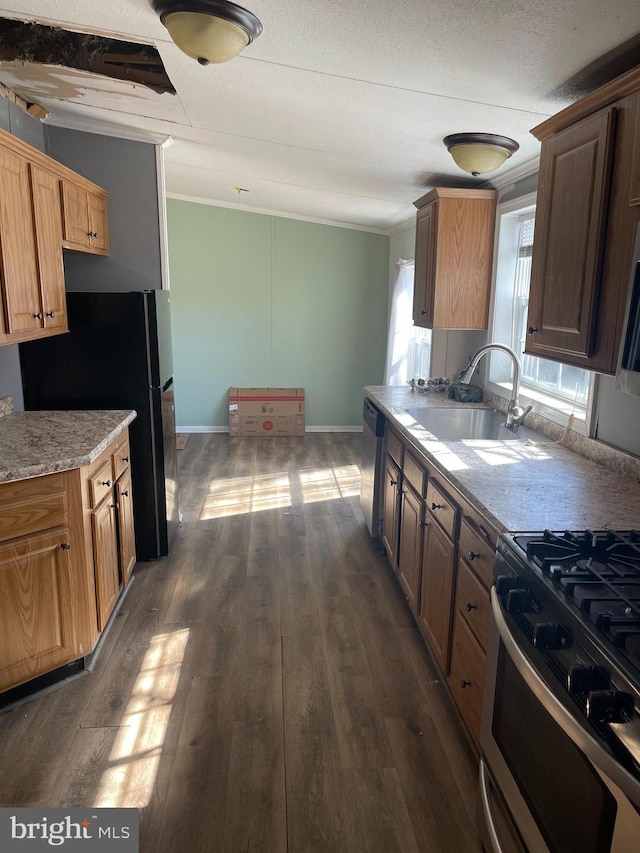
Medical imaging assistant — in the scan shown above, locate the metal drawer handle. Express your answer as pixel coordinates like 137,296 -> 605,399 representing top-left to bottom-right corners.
46,311 -> 55,318
60,542 -> 71,551
465,602 -> 477,612
390,478 -> 397,486
101,479 -> 112,487
122,489 -> 129,497
420,520 -> 428,528
468,550 -> 480,561
460,679 -> 471,688
32,312 -> 43,320
123,455 -> 130,462
431,502 -> 443,510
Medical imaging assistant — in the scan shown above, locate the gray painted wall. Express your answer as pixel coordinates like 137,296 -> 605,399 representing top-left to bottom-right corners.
0,99 -> 46,410
45,127 -> 163,292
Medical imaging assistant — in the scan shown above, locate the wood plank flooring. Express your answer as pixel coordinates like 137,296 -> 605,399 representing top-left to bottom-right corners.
0,433 -> 480,852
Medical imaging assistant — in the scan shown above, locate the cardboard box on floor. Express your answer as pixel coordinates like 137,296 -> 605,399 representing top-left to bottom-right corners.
228,388 -> 305,436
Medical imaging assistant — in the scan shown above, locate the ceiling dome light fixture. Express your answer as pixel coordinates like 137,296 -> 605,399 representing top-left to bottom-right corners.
443,133 -> 519,177
153,0 -> 263,65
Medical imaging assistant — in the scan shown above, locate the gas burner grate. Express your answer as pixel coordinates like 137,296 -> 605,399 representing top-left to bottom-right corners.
512,529 -> 640,656
520,530 -> 640,578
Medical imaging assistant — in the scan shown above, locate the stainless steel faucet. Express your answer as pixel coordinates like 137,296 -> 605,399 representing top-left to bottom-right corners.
458,343 -> 533,429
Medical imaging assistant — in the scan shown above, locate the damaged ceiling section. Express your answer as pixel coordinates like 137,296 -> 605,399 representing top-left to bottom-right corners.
0,18 -> 175,95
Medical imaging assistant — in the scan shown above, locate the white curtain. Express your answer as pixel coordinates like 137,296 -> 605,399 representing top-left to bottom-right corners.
384,259 -> 414,385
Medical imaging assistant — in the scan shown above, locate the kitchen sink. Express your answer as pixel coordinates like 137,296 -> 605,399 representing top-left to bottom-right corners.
405,406 -> 521,441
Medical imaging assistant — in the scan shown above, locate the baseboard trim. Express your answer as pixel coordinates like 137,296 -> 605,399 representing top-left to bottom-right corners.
177,425 -> 363,433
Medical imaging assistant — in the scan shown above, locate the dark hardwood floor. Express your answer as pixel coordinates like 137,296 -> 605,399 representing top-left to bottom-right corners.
0,433 -> 480,852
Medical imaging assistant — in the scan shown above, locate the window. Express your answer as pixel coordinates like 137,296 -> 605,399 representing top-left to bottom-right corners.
488,196 -> 592,429
385,261 -> 432,385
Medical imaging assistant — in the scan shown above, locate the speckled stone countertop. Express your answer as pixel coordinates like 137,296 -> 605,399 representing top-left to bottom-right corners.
0,410 -> 137,484
364,385 -> 640,533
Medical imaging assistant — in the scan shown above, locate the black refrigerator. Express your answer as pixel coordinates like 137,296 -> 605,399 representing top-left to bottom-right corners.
19,290 -> 179,561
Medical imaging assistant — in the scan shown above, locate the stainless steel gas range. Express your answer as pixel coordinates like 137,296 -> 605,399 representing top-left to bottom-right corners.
478,530 -> 640,853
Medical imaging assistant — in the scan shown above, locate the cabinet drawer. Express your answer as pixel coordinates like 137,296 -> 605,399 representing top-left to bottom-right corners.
426,479 -> 458,539
112,435 -> 131,480
403,450 -> 427,497
89,459 -> 114,509
456,558 -> 490,651
385,427 -> 404,468
459,516 -> 498,590
0,480 -> 68,541
448,611 -> 486,747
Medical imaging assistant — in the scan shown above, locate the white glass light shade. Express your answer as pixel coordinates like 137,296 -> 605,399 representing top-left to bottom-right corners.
443,133 -> 519,177
163,11 -> 250,63
447,143 -> 511,176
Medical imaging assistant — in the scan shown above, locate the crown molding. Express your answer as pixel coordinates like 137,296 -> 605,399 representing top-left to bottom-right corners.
43,114 -> 171,146
480,154 -> 540,190
166,192 -> 392,235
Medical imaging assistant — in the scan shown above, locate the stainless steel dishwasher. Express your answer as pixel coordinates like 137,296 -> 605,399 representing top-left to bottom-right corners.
360,398 -> 385,538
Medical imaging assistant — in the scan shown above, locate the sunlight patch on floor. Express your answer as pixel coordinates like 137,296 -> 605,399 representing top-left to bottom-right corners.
200,472 -> 292,519
95,628 -> 190,808
299,464 -> 360,504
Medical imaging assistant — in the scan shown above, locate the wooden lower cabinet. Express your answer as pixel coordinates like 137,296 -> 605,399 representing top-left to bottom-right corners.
381,453 -> 401,570
376,415 -> 500,748
116,467 -> 136,586
398,482 -> 424,613
0,528 -> 77,691
0,429 -> 136,695
419,518 -> 456,673
92,498 -> 120,632
448,610 -> 486,747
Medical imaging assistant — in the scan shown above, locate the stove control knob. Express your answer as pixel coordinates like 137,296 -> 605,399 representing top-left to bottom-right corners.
567,666 -> 609,696
505,588 -> 530,613
533,623 -> 563,650
586,690 -> 635,724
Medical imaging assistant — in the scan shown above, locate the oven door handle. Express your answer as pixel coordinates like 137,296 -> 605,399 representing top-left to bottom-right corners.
479,759 -> 507,853
491,586 -> 640,806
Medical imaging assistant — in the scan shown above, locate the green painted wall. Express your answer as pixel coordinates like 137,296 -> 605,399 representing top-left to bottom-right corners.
166,199 -> 390,428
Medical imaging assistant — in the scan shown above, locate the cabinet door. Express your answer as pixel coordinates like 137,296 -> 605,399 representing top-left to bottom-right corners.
419,517 -> 456,673
526,108 -> 615,362
60,180 -> 90,248
116,468 -> 136,587
413,201 -> 437,328
0,146 -> 42,334
88,193 -> 109,253
30,166 -> 67,334
0,528 -> 76,692
448,610 -> 486,747
381,454 -> 401,570
398,482 -> 424,614
92,497 -> 120,631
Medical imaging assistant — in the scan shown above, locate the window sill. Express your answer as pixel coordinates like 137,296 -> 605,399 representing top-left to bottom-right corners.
486,380 -> 588,435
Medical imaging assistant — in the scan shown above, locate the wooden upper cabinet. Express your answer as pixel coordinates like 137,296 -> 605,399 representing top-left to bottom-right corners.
630,91 -> 640,206
0,126 -> 109,347
0,146 -> 42,336
526,66 -> 640,374
413,202 -> 437,327
526,108 -> 615,362
413,188 -> 497,330
60,180 -> 109,255
31,166 -> 68,334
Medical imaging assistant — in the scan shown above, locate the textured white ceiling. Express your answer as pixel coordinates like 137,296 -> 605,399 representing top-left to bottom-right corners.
0,0 -> 639,231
